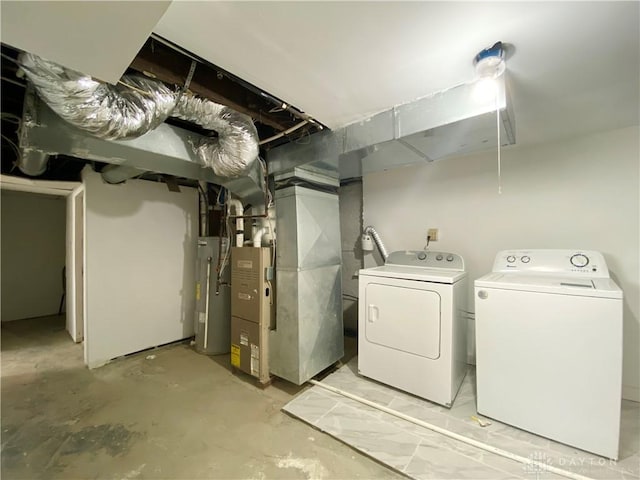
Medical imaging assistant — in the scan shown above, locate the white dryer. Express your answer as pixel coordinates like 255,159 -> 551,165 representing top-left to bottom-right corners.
358,250 -> 468,407
475,250 -> 623,460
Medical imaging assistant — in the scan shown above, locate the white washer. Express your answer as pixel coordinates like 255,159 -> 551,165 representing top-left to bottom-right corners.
475,250 -> 623,460
358,250 -> 468,407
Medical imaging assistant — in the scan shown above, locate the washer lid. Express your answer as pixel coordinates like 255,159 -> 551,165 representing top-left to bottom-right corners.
359,265 -> 466,284
475,273 -> 622,299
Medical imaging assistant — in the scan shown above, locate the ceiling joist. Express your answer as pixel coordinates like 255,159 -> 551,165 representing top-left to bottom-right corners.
129,39 -> 301,134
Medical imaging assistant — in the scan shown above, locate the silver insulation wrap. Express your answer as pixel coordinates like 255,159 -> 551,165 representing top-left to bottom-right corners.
19,53 -> 177,140
18,53 -> 258,177
173,95 -> 259,177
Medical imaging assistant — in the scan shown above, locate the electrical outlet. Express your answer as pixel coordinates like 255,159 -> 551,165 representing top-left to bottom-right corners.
427,228 -> 439,241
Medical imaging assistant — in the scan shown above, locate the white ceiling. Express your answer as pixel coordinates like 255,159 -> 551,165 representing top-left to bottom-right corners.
1,1 -> 171,84
155,1 -> 639,146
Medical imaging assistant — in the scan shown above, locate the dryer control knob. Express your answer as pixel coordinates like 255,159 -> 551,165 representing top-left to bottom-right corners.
478,290 -> 488,299
570,253 -> 589,268
521,256 -> 531,263
507,255 -> 516,263
436,254 -> 443,261
417,252 -> 427,260
446,255 -> 454,262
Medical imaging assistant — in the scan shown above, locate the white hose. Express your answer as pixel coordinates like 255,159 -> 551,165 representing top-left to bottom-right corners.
309,380 -> 594,480
363,226 -> 389,260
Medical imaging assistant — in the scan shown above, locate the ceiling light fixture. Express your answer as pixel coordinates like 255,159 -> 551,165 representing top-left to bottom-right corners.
473,41 -> 507,195
474,41 -> 506,80
472,41 -> 506,102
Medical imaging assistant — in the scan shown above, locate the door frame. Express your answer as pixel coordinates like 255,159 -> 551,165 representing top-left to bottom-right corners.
66,185 -> 85,344
0,175 -> 84,352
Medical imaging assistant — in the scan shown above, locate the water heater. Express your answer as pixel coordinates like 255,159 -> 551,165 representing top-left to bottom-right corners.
194,237 -> 231,355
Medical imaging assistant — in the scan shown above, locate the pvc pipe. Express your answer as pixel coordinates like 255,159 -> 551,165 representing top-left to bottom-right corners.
309,380 -> 593,480
227,198 -> 244,247
252,226 -> 268,247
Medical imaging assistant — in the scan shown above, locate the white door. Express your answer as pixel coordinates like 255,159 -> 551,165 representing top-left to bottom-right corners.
365,282 -> 441,359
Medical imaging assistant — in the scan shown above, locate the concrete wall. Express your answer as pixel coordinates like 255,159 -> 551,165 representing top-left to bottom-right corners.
1,190 -> 66,321
361,126 -> 640,401
83,170 -> 198,367
339,180 -> 363,333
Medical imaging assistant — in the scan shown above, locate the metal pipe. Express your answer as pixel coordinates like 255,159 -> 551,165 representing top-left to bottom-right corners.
198,181 -> 209,236
101,165 -> 146,184
18,149 -> 48,176
203,256 -> 212,351
259,120 -> 308,146
309,380 -> 592,480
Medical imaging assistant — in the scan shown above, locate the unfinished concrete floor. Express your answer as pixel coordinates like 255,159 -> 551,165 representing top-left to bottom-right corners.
1,315 -> 401,479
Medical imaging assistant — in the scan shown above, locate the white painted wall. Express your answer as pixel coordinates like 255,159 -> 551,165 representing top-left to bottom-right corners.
1,190 -> 66,321
362,126 -> 640,401
83,170 -> 197,368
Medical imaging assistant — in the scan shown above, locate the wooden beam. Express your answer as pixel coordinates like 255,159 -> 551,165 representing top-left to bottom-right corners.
129,41 -> 293,132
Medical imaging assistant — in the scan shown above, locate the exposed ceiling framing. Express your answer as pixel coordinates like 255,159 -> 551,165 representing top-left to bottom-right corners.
129,37 -> 318,138
1,37 -> 324,182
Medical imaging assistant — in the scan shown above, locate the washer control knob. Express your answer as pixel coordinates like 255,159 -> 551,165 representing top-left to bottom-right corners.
507,255 -> 516,263
570,253 -> 589,268
446,255 -> 454,262
417,252 -> 427,260
521,256 -> 531,263
436,254 -> 443,261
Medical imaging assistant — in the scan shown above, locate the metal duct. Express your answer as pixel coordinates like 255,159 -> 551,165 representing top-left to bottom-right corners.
18,53 -> 258,178
270,185 -> 344,385
267,75 -> 515,179
19,88 -> 266,205
18,149 -> 48,176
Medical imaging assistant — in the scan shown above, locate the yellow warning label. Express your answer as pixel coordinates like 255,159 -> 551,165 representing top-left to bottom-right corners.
196,283 -> 201,301
231,344 -> 240,367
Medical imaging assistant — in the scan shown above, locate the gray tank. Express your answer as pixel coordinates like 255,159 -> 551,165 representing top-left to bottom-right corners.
194,237 -> 231,355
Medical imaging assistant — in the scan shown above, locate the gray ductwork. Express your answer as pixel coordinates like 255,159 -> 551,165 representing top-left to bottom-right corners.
267,75 -> 515,179
19,86 -> 266,205
17,53 -> 259,184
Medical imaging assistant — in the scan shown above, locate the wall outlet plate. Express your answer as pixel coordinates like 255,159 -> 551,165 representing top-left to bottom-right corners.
427,228 -> 439,241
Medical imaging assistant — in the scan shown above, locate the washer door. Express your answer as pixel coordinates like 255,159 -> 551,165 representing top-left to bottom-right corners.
365,282 -> 441,359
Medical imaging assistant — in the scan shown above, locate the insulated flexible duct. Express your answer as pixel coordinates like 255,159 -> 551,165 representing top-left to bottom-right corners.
173,95 -> 259,177
19,53 -> 176,140
18,53 -> 258,177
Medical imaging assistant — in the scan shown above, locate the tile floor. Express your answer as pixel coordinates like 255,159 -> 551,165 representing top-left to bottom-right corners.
284,358 -> 640,480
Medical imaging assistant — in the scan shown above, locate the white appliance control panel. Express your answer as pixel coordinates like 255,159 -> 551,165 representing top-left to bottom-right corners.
492,249 -> 610,278
386,250 -> 464,271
